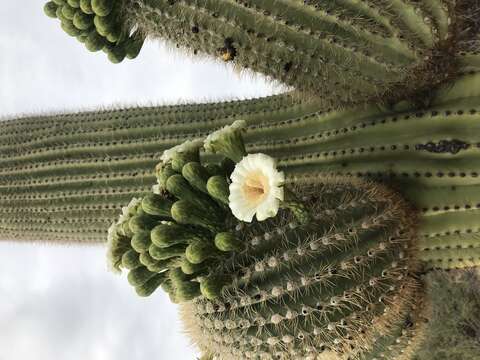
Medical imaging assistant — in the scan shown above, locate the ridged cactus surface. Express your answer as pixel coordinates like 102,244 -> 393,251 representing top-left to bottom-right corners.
179,179 -> 420,359
2,74 -> 480,270
44,0 -> 480,106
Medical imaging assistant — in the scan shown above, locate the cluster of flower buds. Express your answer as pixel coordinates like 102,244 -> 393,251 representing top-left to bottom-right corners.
44,0 -> 145,63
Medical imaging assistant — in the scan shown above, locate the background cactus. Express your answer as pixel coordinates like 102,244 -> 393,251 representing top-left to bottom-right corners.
413,270 -> 480,360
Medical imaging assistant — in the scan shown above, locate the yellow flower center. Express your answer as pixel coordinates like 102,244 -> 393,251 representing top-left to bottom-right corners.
242,171 -> 270,204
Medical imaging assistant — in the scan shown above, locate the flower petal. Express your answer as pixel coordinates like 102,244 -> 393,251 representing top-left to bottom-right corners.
228,153 -> 284,222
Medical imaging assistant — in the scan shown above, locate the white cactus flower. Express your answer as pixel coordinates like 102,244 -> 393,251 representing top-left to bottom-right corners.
229,153 -> 285,222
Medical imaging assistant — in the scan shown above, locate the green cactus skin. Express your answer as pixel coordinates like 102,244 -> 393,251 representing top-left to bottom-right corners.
175,177 -> 420,359
3,74 -> 480,269
105,159 -> 420,358
44,0 -> 480,105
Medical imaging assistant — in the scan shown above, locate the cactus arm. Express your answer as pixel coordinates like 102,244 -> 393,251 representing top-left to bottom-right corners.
130,0 -> 400,102
46,0 -> 480,105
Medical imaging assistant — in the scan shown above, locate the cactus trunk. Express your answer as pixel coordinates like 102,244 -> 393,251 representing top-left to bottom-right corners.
2,74 -> 480,270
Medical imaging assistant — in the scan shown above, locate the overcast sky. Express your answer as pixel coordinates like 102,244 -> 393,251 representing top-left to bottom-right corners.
0,2 -> 283,359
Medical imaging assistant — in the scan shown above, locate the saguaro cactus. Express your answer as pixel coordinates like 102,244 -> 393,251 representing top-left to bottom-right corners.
3,0 -> 480,359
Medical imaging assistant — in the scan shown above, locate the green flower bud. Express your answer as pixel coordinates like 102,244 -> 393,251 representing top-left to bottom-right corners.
79,0 -> 93,14
131,231 -> 151,253
107,243 -> 130,272
44,2 -> 58,18
156,163 -> 177,189
204,120 -> 247,162
171,200 -> 224,233
135,273 -> 166,297
161,140 -> 203,172
76,33 -> 89,43
125,30 -> 145,59
214,232 -> 243,252
185,240 -> 218,264
93,14 -> 114,36
118,220 -> 134,237
56,6 -> 67,21
140,254 -> 175,273
121,249 -> 142,270
149,243 -> 186,261
139,251 -> 158,267
180,257 -> 208,275
61,20 -> 82,36
200,275 -> 229,300
182,162 -> 210,193
67,0 -> 80,8
204,163 -> 224,176
128,214 -> 157,234
141,194 -> 173,218
161,279 -> 174,293
73,12 -> 93,30
61,4 -> 76,19
282,192 -> 312,225
106,25 -> 121,43
161,279 -> 177,303
169,267 -> 188,284
85,31 -> 105,52
206,175 -> 230,205
151,223 -> 209,248
91,0 -> 114,16
53,0 -> 66,5
127,266 -> 156,287
106,45 -> 126,64
176,280 -> 201,302
147,260 -> 171,273
167,175 -> 223,215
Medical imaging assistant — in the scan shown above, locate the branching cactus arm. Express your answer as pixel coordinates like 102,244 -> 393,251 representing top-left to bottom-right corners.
43,0 -> 480,106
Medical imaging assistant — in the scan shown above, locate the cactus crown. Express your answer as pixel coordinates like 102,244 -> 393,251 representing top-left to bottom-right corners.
106,122 -> 420,358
